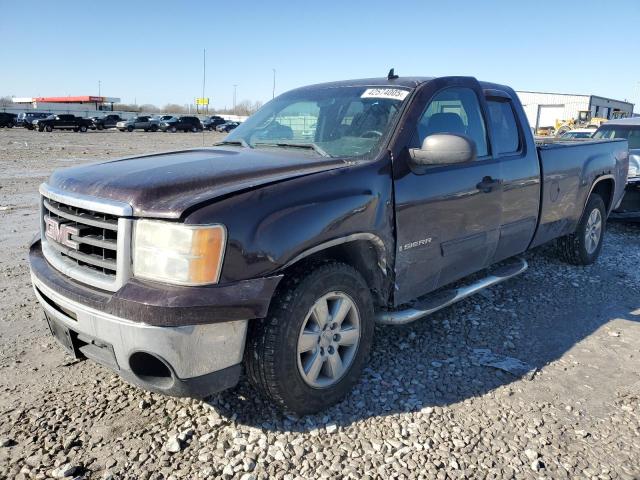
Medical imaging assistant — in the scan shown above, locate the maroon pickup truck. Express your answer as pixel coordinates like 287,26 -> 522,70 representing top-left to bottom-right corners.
29,74 -> 628,414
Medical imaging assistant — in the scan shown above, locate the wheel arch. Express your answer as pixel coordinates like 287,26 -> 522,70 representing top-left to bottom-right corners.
279,234 -> 390,307
587,175 -> 615,215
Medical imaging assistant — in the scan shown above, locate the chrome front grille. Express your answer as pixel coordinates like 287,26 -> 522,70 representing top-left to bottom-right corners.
43,198 -> 119,275
40,184 -> 133,292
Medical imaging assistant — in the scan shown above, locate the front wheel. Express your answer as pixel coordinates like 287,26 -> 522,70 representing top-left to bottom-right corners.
557,193 -> 606,265
45,125 -> 53,132
127,126 -> 134,132
97,124 -> 104,130
245,262 -> 374,414
79,125 -> 87,132
150,124 -> 158,132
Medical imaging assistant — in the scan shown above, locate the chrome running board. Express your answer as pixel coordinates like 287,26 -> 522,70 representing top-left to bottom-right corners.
375,257 -> 528,325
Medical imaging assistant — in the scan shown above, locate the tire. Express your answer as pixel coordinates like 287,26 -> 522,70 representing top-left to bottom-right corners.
557,193 -> 606,265
191,126 -> 197,132
151,124 -> 158,132
45,125 -> 53,132
127,126 -> 134,132
119,129 -> 125,132
97,124 -> 104,130
245,261 -> 374,414
7,124 -> 12,128
170,126 -> 177,133
79,125 -> 87,132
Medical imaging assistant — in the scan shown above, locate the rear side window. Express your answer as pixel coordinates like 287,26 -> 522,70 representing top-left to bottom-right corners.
486,99 -> 521,155
417,87 -> 488,157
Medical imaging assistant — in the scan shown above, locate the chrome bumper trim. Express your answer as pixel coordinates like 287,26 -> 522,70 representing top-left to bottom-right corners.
32,274 -> 248,379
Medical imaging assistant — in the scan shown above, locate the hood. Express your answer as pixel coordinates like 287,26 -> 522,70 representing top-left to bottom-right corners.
47,147 -> 352,218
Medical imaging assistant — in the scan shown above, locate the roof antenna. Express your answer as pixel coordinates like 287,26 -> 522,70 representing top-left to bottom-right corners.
387,68 -> 399,80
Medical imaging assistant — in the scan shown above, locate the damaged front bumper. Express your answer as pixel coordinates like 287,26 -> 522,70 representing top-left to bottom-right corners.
29,240 -> 282,397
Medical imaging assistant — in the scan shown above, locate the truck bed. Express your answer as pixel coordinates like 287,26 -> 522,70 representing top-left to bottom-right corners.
530,138 -> 628,248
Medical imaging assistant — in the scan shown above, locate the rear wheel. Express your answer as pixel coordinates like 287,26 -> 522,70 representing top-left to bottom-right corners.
191,126 -> 198,132
150,124 -> 158,132
97,124 -> 104,130
79,125 -> 87,132
127,126 -> 134,132
245,262 -> 374,414
557,193 -> 606,265
170,126 -> 177,133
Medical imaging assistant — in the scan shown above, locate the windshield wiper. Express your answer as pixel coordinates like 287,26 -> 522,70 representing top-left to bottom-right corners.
254,142 -> 330,157
215,139 -> 251,148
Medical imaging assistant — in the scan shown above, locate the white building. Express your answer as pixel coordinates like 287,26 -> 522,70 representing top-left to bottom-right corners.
516,91 -> 634,130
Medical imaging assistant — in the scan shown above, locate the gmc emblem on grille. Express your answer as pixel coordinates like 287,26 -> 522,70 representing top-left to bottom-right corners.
44,216 -> 80,250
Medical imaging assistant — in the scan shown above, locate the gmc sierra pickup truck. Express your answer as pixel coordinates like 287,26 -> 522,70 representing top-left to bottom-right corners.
29,75 -> 629,414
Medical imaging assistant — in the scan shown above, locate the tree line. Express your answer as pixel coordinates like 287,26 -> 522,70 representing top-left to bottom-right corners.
0,96 -> 263,116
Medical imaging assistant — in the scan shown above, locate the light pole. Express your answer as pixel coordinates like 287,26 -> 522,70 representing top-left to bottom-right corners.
272,69 -> 276,99
233,84 -> 238,113
201,48 -> 206,114
98,80 -> 101,97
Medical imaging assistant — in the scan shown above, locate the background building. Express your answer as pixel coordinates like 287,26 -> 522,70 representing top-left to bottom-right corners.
11,96 -> 120,113
516,91 -> 634,130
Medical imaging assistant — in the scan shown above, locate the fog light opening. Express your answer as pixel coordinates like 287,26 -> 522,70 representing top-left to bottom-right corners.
129,351 -> 173,389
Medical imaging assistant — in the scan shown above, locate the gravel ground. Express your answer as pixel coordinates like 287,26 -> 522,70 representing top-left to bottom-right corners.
1,128 -> 639,480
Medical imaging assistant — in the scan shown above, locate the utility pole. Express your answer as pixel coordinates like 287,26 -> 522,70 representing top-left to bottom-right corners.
272,69 -> 276,99
233,84 -> 238,113
98,80 -> 101,97
201,48 -> 206,115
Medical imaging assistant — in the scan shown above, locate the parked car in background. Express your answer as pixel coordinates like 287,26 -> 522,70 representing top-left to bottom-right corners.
203,115 -> 226,131
0,112 -> 17,128
594,117 -> 640,220
18,112 -> 51,129
35,114 -> 93,132
216,121 -> 240,133
116,116 -> 159,132
159,116 -> 203,132
90,114 -> 124,130
29,75 -> 628,414
558,128 -> 595,140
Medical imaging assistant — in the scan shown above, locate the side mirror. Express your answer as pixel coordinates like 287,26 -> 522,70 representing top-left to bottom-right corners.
409,133 -> 477,166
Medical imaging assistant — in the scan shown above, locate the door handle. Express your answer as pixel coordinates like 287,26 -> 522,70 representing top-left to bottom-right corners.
476,176 -> 502,193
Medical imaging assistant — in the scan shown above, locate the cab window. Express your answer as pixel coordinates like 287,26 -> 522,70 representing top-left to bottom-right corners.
416,87 -> 488,157
486,99 -> 521,155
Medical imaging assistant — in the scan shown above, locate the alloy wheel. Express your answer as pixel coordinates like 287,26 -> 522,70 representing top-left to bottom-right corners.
296,292 -> 361,388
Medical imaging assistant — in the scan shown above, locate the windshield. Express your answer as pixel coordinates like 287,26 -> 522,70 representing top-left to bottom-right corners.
593,124 -> 640,149
226,85 -> 412,158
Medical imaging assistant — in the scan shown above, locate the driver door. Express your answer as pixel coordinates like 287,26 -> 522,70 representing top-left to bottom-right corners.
392,78 -> 503,305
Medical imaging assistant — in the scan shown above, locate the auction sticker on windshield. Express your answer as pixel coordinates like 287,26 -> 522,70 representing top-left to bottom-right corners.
361,88 -> 410,101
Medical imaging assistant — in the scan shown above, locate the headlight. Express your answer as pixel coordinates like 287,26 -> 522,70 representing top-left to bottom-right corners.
133,220 -> 226,286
